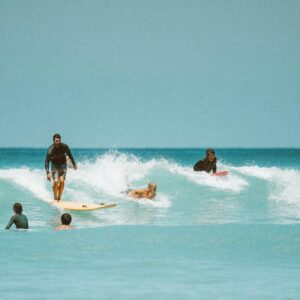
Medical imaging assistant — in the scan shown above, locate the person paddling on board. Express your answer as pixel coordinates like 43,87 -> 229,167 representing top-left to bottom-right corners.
45,133 -> 77,201
127,183 -> 157,200
193,148 -> 217,174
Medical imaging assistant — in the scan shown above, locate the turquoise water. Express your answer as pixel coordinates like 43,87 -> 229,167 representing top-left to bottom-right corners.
1,148 -> 300,299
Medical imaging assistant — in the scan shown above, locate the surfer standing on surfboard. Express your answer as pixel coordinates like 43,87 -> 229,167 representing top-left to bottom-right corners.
193,148 -> 217,173
45,133 -> 77,201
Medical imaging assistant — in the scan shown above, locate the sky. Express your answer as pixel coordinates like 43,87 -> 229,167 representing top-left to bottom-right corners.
0,0 -> 299,148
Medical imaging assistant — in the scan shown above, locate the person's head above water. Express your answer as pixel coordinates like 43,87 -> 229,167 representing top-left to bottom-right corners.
61,213 -> 72,225
53,133 -> 62,147
206,148 -> 216,162
148,183 -> 157,192
13,202 -> 23,214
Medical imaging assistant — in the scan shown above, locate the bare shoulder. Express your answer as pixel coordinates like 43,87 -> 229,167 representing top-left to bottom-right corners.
54,225 -> 75,231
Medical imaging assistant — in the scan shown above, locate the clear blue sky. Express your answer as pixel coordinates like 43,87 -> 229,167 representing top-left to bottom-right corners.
1,0 -> 299,147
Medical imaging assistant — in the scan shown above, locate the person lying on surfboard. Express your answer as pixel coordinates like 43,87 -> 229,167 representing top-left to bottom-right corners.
193,148 -> 217,173
55,213 -> 74,231
45,133 -> 77,201
127,183 -> 157,200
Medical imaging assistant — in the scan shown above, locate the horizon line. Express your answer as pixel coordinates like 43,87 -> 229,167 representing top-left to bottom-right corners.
0,146 -> 299,150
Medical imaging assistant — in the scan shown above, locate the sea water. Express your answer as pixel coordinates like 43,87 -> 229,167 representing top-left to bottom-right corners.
1,148 -> 300,299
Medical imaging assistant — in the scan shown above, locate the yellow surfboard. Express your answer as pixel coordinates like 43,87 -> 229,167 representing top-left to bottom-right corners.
52,200 -> 117,211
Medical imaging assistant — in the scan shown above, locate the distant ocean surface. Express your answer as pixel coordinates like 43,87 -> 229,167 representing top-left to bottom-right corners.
1,148 -> 300,299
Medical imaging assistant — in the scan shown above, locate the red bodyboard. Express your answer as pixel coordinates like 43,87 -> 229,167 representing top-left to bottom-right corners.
212,171 -> 229,176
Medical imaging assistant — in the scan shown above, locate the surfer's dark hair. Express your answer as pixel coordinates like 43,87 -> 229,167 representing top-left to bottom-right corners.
13,203 -> 23,214
206,148 -> 215,156
53,133 -> 61,141
205,148 -> 216,163
61,213 -> 72,225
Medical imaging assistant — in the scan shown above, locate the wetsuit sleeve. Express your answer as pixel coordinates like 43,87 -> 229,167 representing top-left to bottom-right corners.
213,159 -> 217,173
66,146 -> 76,166
5,216 -> 15,229
193,160 -> 201,171
45,149 -> 51,174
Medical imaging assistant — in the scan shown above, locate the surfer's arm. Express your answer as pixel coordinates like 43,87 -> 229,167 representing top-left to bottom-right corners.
45,153 -> 51,174
147,191 -> 156,199
66,146 -> 76,167
5,216 -> 15,229
213,159 -> 217,174
129,189 -> 148,198
132,189 -> 146,193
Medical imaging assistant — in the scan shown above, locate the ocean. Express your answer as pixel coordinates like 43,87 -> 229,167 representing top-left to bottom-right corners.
1,148 -> 300,299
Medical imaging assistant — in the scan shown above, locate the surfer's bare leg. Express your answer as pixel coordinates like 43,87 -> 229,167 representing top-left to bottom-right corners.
58,177 -> 65,200
53,180 -> 59,200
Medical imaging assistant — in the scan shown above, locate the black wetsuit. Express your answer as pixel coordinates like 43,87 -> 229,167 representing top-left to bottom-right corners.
193,158 -> 217,173
5,214 -> 28,229
45,143 -> 76,174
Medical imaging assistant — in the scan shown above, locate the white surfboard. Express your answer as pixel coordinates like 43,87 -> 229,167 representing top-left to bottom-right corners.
52,200 -> 117,211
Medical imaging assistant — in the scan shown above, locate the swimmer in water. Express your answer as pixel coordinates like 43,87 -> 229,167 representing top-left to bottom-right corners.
5,203 -> 29,230
55,213 -> 74,231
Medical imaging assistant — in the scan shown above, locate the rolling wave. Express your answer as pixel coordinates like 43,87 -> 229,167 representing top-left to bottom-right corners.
0,152 -> 299,214
232,165 -> 300,203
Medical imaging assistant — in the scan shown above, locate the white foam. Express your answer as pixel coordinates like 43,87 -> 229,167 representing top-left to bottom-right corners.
0,168 -> 51,202
67,152 -> 154,198
232,165 -> 300,203
231,165 -> 279,180
128,193 -> 171,208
